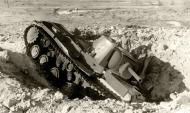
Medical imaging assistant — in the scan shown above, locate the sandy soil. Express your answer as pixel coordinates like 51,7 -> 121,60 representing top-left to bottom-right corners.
0,0 -> 190,113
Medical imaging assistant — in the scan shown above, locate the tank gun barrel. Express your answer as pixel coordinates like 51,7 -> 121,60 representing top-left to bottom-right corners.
128,67 -> 142,83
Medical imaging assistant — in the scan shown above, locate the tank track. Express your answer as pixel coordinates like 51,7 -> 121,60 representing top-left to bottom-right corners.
23,24 -> 123,100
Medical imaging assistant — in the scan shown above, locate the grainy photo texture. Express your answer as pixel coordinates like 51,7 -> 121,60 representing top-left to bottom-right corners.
0,0 -> 190,113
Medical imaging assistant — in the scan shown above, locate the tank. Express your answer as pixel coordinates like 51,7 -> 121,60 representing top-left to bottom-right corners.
23,20 -> 145,102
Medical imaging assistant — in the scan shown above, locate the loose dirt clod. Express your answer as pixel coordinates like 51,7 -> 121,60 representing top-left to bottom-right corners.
54,91 -> 64,101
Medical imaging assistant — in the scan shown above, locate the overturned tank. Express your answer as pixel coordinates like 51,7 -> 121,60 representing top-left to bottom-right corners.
23,21 -> 146,102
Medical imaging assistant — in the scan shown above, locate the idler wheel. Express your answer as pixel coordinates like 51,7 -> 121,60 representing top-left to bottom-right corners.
39,55 -> 48,65
26,27 -> 39,44
51,67 -> 59,78
30,45 -> 40,59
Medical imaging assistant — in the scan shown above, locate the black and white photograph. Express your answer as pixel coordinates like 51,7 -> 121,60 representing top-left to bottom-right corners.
0,0 -> 190,113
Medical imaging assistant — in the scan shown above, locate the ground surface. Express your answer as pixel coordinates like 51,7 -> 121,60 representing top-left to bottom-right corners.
0,0 -> 190,113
